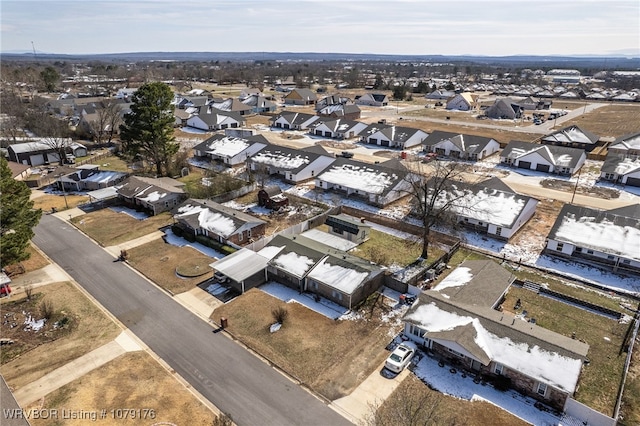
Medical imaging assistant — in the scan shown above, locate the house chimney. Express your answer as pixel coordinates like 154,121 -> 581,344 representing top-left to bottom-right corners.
360,217 -> 365,223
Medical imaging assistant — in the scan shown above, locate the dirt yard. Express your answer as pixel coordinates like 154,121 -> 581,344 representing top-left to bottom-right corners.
71,209 -> 173,247
126,239 -> 214,295
213,288 -> 400,400
509,198 -> 564,253
0,281 -> 120,389
24,351 -> 215,426
562,103 -> 640,139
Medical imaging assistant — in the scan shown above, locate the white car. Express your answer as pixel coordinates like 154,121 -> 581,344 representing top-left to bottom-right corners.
384,341 -> 417,373
213,271 -> 228,283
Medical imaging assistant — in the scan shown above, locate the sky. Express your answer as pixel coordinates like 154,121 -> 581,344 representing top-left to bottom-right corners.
1,0 -> 639,57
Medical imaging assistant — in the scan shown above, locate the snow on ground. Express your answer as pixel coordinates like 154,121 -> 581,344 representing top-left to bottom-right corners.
180,126 -> 210,134
163,228 -> 226,259
23,314 -> 45,332
205,283 -> 228,296
109,206 -> 150,220
259,281 -> 350,320
412,355 -> 561,426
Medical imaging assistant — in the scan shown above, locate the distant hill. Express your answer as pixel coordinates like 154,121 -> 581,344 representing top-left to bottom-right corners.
1,51 -> 639,69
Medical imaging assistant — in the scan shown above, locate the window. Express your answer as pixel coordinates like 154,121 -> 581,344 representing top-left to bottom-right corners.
575,247 -> 582,253
622,259 -> 631,265
587,249 -> 594,255
556,243 -> 564,251
310,281 -> 318,290
496,227 -> 503,236
238,233 -> 243,242
607,255 -> 615,260
408,324 -> 423,337
447,348 -> 465,358
494,363 -> 504,375
536,382 -> 547,397
331,290 -> 343,301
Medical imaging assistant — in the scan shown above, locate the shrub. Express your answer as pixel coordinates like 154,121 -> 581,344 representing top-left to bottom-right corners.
272,306 -> 289,324
39,299 -> 55,320
493,375 -> 511,392
171,224 -> 183,237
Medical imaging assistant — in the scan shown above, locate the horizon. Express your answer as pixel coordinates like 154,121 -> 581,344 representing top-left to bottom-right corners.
1,0 -> 639,57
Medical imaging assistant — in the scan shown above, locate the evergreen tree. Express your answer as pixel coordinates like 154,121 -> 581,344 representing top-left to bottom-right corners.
0,157 -> 42,266
119,82 -> 178,177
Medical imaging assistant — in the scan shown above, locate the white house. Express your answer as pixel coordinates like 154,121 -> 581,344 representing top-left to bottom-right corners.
360,124 -> 428,149
545,204 -> 640,274
270,112 -> 319,130
600,132 -> 640,187
432,178 -> 539,240
7,140 -> 87,166
309,118 -> 367,140
186,108 -> 245,131
355,93 -> 389,107
445,92 -> 478,111
248,144 -> 336,183
193,134 -> 268,167
315,158 -> 414,207
500,141 -> 586,176
423,131 -> 500,161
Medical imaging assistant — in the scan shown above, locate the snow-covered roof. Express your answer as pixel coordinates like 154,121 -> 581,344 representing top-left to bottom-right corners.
250,147 -> 312,171
542,126 -> 598,145
404,297 -> 586,393
175,199 -> 265,238
307,257 -> 370,294
548,204 -> 640,261
317,159 -> 406,195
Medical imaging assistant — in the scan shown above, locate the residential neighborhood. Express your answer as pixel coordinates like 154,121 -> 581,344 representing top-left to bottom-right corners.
2,36 -> 640,426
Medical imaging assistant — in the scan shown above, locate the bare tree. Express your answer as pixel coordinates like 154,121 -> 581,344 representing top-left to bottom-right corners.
365,375 -> 458,426
40,118 -> 73,164
87,100 -> 122,144
406,160 -> 479,259
0,92 -> 26,145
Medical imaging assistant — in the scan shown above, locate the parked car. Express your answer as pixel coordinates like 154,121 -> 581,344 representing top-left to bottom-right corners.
384,341 -> 417,373
0,283 -> 11,297
340,151 -> 354,158
213,271 -> 228,283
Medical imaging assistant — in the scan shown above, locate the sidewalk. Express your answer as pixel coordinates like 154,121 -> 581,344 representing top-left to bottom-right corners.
331,361 -> 409,424
8,263 -> 73,294
104,231 -> 165,257
13,331 -> 141,407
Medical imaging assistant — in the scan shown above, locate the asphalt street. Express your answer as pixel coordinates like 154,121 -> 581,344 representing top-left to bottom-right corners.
33,214 -> 352,426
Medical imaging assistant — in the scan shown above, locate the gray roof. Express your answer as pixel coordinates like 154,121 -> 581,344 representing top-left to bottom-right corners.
210,246 -> 282,282
423,130 -> 497,153
248,143 -> 332,173
193,134 -> 269,155
174,198 -> 266,236
501,140 -> 585,168
270,111 -> 318,127
116,176 -> 185,204
541,125 -> 599,146
193,108 -> 245,126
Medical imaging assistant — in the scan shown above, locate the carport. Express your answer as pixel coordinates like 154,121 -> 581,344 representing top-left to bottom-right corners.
209,246 -> 284,293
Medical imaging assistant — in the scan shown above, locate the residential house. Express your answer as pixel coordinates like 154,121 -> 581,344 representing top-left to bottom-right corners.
270,111 -> 319,130
429,177 -> 539,240
500,141 -> 586,175
257,186 -> 289,210
423,131 -> 500,161
403,260 -> 589,412
7,140 -> 87,166
176,95 -> 210,110
116,176 -> 186,215
317,103 -> 362,120
56,167 -> 128,191
239,88 -> 262,100
248,144 -> 335,183
209,98 -> 253,116
315,95 -> 352,111
484,98 -> 524,120
540,125 -> 600,152
309,118 -> 368,140
315,158 -> 413,207
174,199 -> 266,247
173,108 -> 192,127
355,93 -> 389,107
242,95 -> 277,114
446,92 -> 479,111
325,214 -> 371,245
360,124 -> 428,149
186,108 -> 245,131
283,88 -> 317,106
6,161 -> 32,181
600,132 -> 640,186
209,246 -> 284,294
545,204 -> 640,273
426,90 -> 456,100
265,234 -> 384,309
193,134 -> 269,167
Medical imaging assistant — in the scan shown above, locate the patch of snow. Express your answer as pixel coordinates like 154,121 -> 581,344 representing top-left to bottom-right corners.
206,283 -> 228,296
176,204 -> 237,237
433,267 -> 473,291
270,322 -> 282,333
23,313 -> 45,331
163,228 -> 226,259
109,206 -> 150,220
260,281 -> 350,320
307,257 -> 370,294
272,251 -> 316,278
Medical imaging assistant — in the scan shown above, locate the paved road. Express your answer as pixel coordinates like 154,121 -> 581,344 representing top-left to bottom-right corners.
33,214 -> 351,426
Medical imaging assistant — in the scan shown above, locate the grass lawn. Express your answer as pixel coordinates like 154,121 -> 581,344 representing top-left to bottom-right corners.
0,281 -> 120,389
562,103 -> 640,139
213,288 -> 394,400
376,375 -> 529,426
3,244 -> 50,276
88,155 -> 131,173
26,351 -> 215,426
32,194 -> 90,212
71,209 -> 173,246
126,239 -> 214,295
350,229 -> 437,267
620,331 -> 640,426
502,286 -> 629,416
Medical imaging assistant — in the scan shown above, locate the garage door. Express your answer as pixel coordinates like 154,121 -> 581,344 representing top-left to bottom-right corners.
536,164 -> 550,172
29,154 -> 45,166
315,130 -> 322,135
518,161 -> 531,169
325,131 -> 332,137
626,177 -> 640,187
381,140 -> 390,147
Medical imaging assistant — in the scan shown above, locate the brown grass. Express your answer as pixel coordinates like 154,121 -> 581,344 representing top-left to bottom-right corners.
213,289 -> 392,400
376,374 -> 529,426
562,103 -> 640,139
126,239 -> 214,295
32,194 -> 90,212
25,351 -> 215,426
0,281 -> 120,389
620,328 -> 640,426
3,244 -> 50,276
71,209 -> 173,246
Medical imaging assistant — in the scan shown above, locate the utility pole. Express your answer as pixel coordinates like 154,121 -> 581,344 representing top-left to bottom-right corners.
31,41 -> 37,58
570,165 -> 583,205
